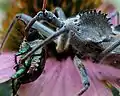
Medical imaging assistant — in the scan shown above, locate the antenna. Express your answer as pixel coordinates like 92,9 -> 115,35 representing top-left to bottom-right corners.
42,0 -> 47,14
0,17 -> 17,54
25,0 -> 47,32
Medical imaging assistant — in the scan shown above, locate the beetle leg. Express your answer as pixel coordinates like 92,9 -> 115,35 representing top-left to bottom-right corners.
12,78 -> 21,96
74,56 -> 90,96
12,39 -> 46,95
12,40 -> 32,95
14,39 -> 31,70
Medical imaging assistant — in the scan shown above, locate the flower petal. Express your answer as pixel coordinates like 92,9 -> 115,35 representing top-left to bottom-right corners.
0,52 -> 15,83
19,57 -> 114,96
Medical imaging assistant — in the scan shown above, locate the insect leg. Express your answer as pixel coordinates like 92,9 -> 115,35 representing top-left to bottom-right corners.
74,56 -> 90,96
12,39 -> 46,95
0,13 -> 58,54
20,26 -> 67,63
54,7 -> 70,53
12,52 -> 32,96
97,39 -> 120,63
25,10 -> 64,32
18,14 -> 55,37
12,79 -> 21,96
0,15 -> 19,53
14,39 -> 31,70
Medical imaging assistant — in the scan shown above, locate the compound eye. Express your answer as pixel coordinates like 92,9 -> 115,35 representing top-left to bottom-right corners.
74,19 -> 78,22
73,18 -> 79,23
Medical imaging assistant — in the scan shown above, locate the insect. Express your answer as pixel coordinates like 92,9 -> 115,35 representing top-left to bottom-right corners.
1,0 -> 120,96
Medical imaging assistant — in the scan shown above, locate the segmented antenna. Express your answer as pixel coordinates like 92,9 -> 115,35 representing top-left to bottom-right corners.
42,0 -> 47,13
25,0 -> 47,32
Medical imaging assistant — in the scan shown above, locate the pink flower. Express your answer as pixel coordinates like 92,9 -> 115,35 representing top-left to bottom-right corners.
97,0 -> 120,26
0,52 -> 15,83
0,52 -> 120,96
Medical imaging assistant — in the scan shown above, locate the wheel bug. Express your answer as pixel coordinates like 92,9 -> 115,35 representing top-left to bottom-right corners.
1,0 -> 120,96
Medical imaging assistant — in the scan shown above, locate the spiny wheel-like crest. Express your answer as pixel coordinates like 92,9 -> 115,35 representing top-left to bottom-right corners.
78,9 -> 113,35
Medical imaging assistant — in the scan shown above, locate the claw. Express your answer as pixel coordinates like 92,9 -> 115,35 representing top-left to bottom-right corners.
77,84 -> 90,96
74,56 -> 90,96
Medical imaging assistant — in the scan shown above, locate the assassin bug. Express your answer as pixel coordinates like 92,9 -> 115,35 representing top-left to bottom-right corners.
1,0 -> 120,96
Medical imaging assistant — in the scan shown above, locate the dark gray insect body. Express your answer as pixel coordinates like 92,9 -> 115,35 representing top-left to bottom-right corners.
20,9 -> 114,96
56,10 -> 113,60
13,9 -> 120,96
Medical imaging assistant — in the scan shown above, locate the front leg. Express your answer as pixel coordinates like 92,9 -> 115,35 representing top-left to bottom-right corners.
0,13 -> 56,53
74,56 -> 90,96
25,10 -> 64,32
20,26 -> 67,63
54,7 -> 69,53
56,29 -> 72,53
